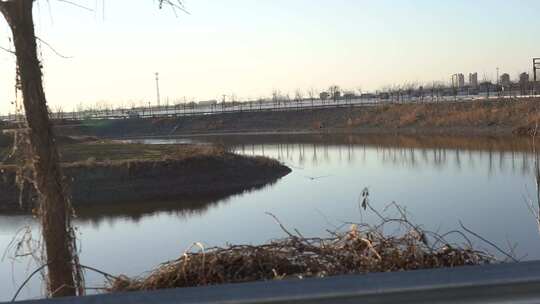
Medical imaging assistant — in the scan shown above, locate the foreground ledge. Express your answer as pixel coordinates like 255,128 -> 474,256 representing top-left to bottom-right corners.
11,261 -> 540,304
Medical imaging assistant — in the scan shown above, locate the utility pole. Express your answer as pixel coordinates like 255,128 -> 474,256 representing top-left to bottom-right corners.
155,72 -> 161,109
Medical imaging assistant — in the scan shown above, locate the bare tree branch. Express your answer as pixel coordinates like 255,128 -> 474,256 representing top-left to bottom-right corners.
158,0 -> 190,14
36,36 -> 72,59
55,0 -> 93,12
0,44 -> 14,55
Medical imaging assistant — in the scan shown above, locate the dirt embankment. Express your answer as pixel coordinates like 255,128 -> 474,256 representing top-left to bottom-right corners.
0,149 -> 291,213
47,99 -> 540,138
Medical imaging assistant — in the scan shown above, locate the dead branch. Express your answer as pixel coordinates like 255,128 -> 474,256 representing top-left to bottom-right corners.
36,37 -> 72,59
11,263 -> 119,302
0,44 -> 15,55
265,212 -> 296,239
55,0 -> 93,12
459,221 -> 518,262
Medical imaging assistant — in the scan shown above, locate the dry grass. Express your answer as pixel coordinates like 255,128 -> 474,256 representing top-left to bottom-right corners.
108,203 -> 494,293
0,140 -> 228,165
348,99 -> 540,131
60,142 -> 220,163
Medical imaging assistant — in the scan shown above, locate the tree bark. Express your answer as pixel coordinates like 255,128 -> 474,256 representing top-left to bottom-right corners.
0,0 -> 77,297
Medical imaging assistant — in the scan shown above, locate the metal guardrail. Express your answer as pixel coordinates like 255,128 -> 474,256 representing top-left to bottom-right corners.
11,261 -> 540,304
2,94 -> 539,123
2,99 -> 382,122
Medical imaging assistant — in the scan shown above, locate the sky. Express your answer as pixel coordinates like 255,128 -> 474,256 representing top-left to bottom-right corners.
0,0 -> 539,114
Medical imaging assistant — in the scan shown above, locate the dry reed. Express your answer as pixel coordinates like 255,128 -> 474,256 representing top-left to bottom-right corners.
109,202 -> 495,293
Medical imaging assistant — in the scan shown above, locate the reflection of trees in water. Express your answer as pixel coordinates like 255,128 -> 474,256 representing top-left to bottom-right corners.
488,149 -> 494,177
468,150 -> 475,169
522,152 -> 531,175
498,151 -> 505,173
312,144 -> 318,165
454,149 -> 461,170
324,144 -> 330,162
525,148 -> 540,236
229,142 -> 534,176
73,179 -> 281,228
298,144 -> 305,166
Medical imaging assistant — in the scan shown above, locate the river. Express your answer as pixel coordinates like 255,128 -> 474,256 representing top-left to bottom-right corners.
1,133 -> 539,301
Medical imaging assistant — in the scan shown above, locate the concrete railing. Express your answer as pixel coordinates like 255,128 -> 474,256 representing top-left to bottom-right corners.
11,261 -> 540,304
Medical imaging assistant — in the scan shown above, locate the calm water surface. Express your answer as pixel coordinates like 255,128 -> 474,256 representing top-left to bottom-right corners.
1,134 -> 540,300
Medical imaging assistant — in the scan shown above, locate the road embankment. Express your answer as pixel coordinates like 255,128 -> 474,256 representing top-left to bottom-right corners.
49,99 -> 540,138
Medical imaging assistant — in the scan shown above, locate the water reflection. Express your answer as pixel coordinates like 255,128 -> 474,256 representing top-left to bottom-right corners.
74,181 -> 278,227
3,133 -> 540,301
221,136 -> 535,177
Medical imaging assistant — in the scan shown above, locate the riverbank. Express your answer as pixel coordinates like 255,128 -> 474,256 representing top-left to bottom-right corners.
0,144 -> 291,213
46,98 -> 540,139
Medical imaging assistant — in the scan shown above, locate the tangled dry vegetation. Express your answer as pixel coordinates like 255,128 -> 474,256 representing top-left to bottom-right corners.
65,142 -> 227,165
347,99 -> 540,132
0,137 -> 229,165
109,202 -> 496,293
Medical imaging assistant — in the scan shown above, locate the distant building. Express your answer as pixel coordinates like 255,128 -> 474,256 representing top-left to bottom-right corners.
469,72 -> 478,89
456,73 -> 465,88
500,73 -> 511,87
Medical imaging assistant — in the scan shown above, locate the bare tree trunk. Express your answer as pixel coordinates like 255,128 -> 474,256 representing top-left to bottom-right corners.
0,0 -> 77,297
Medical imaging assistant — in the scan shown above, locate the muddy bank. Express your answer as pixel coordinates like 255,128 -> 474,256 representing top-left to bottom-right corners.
0,153 -> 291,213
47,99 -> 540,138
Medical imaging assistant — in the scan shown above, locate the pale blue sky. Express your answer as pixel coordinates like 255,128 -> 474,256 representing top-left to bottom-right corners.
0,0 -> 539,113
